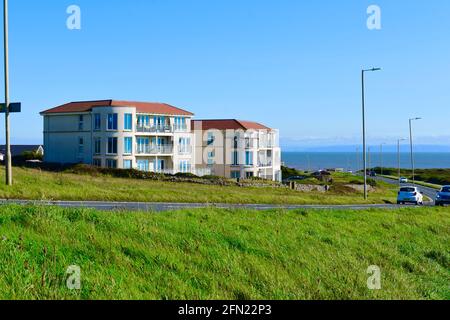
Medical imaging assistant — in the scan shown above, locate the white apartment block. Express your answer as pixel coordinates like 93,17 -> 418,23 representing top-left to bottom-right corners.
41,100 -> 195,174
192,120 -> 282,182
40,100 -> 282,181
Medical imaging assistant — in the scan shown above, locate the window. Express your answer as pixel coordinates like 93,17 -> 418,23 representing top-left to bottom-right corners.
137,160 -> 149,172
137,137 -> 149,154
107,137 -> 118,154
78,115 -> 84,131
179,137 -> 191,153
154,116 -> 165,127
94,114 -> 101,131
124,137 -> 133,154
246,172 -> 254,179
232,151 -> 239,166
179,160 -> 191,173
207,132 -> 215,146
107,113 -> 118,130
137,115 -> 150,127
245,151 -> 253,166
231,171 -> 241,179
93,159 -> 102,167
174,117 -> 186,131
123,160 -> 132,169
78,137 -> 84,154
124,114 -> 133,131
207,150 -> 215,165
106,159 -> 117,169
94,138 -> 101,155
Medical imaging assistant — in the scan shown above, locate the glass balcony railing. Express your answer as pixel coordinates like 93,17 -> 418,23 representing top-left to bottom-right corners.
136,145 -> 174,155
136,125 -> 173,133
136,124 -> 189,133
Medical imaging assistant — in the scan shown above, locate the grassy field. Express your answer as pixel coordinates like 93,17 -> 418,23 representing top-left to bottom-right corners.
0,205 -> 448,300
0,166 -> 397,205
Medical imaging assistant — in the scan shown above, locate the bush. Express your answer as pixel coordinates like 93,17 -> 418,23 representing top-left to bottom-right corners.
21,151 -> 43,161
174,172 -> 199,179
367,178 -> 377,187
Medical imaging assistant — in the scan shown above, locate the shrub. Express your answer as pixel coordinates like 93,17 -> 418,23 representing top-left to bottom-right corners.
21,151 -> 43,161
367,178 -> 377,187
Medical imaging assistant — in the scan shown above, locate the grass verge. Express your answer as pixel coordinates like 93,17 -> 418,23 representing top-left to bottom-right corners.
0,166 -> 397,205
0,205 -> 448,300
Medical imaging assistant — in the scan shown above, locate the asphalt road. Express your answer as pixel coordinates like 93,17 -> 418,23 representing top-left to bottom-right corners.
375,176 -> 439,205
0,199 -> 422,212
0,176 -> 439,212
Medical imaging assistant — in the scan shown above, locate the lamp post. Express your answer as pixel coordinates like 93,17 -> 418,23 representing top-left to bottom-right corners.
3,0 -> 12,186
380,142 -> 386,176
397,138 -> 407,187
409,117 -> 422,186
361,67 -> 381,200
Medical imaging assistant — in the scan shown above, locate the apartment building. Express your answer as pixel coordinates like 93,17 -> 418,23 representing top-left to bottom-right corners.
40,100 -> 195,174
192,120 -> 282,182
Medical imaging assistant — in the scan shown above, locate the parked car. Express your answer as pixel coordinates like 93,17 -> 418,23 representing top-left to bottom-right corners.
369,171 -> 377,177
399,177 -> 408,183
397,186 -> 424,205
435,186 -> 450,206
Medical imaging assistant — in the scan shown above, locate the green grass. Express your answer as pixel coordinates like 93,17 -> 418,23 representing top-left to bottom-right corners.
0,205 -> 448,300
0,166 -> 397,205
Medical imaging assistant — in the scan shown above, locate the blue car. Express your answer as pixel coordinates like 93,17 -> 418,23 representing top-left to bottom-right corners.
435,186 -> 450,206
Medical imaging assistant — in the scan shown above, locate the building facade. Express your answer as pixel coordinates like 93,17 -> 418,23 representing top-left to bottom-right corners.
41,100 -> 195,174
192,120 -> 282,181
41,101 -> 281,181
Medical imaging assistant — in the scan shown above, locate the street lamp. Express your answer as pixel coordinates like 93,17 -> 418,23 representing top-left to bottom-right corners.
380,142 -> 386,176
362,67 -> 381,200
3,0 -> 12,185
397,138 -> 407,187
409,117 -> 422,186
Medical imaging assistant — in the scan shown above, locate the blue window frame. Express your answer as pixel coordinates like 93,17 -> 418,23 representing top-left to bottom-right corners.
106,159 -> 117,168
124,114 -> 133,130
124,137 -> 132,154
137,160 -> 149,172
123,160 -> 132,169
231,171 -> 241,179
107,137 -> 118,154
179,160 -> 191,173
107,113 -> 118,130
94,114 -> 101,130
245,151 -> 253,166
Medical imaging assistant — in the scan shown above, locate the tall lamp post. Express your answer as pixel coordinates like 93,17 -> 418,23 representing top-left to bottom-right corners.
362,68 -> 381,200
3,0 -> 12,186
409,117 -> 422,186
380,142 -> 386,176
397,138 -> 407,187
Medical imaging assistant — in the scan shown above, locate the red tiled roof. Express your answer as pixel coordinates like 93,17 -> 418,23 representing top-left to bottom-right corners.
192,119 -> 271,130
40,100 -> 194,116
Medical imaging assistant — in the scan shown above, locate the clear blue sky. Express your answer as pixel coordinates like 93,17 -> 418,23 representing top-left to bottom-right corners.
1,0 -> 449,149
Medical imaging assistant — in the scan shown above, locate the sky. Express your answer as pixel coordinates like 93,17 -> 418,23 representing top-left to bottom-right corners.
1,0 -> 449,150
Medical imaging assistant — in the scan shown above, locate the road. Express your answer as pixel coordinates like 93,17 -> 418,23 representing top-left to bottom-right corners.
0,199 -> 422,212
0,176 -> 438,212
375,176 -> 439,205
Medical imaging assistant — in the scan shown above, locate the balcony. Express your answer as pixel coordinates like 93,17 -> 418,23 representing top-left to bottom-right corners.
136,145 -> 174,155
178,145 -> 193,155
136,125 -> 173,134
258,160 -> 273,167
173,124 -> 189,132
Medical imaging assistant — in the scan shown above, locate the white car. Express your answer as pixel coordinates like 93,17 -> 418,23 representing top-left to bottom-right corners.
397,186 -> 424,205
399,177 -> 408,183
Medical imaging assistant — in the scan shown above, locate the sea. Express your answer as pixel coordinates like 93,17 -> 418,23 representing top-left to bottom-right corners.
282,152 -> 450,171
